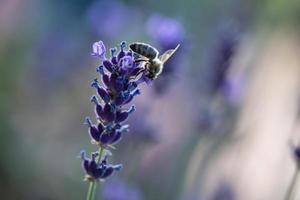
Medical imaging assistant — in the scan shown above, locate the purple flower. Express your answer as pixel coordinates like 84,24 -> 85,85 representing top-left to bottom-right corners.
294,147 -> 300,160
80,40 -> 158,181
80,151 -> 122,181
147,14 -> 184,50
86,0 -> 128,38
86,0 -> 141,39
210,23 -> 240,93
291,143 -> 300,166
126,106 -> 159,143
32,30 -> 84,93
146,14 -> 185,94
209,181 -> 235,200
91,41 -> 106,58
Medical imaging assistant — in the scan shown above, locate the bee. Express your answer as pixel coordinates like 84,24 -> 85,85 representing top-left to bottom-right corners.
129,42 -> 180,80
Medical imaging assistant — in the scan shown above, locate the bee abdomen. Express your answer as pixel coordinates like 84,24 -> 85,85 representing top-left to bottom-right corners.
129,42 -> 158,59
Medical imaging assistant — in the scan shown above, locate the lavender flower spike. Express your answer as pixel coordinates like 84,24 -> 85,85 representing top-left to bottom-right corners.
80,40 -> 176,200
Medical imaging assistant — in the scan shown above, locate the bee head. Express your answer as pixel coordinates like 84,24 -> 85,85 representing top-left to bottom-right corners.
151,58 -> 163,70
146,58 -> 163,80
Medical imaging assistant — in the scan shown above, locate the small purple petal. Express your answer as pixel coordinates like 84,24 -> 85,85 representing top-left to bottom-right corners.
111,130 -> 122,144
117,41 -> 126,61
127,50 -> 133,56
97,87 -> 110,103
101,166 -> 114,179
122,95 -> 133,105
114,95 -> 125,106
84,117 -> 100,141
117,51 -> 126,61
103,60 -> 114,72
100,104 -> 116,123
83,160 -> 90,174
127,82 -> 138,92
110,48 -> 117,57
102,74 -> 110,88
122,89 -> 140,105
101,157 -> 108,165
112,56 -> 118,65
115,111 -> 129,123
89,155 -> 98,176
98,123 -> 104,134
100,133 -> 111,144
93,167 -> 104,179
109,48 -> 118,65
91,96 -> 103,118
118,124 -> 129,133
119,56 -> 134,71
96,104 -> 102,117
110,74 -> 124,92
112,164 -> 123,171
115,106 -> 135,123
91,41 -> 106,58
135,74 -> 152,85
129,67 -> 143,78
91,80 -> 110,103
89,126 -> 100,142
96,65 -> 105,74
80,151 -> 90,173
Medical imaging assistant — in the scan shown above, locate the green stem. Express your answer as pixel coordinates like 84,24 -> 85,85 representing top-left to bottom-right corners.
285,166 -> 300,200
86,146 -> 104,200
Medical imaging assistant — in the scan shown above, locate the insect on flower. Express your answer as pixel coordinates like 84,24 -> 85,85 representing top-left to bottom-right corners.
81,40 -> 177,182
129,42 -> 180,80
80,40 -> 180,200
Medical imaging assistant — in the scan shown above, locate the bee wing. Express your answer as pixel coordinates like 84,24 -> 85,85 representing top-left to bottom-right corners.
159,44 -> 180,63
134,53 -> 150,61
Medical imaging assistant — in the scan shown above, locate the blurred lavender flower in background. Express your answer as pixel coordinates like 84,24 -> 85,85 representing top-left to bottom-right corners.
291,143 -> 300,166
147,14 -> 184,50
86,0 -> 140,39
87,0 -> 128,38
146,14 -> 185,94
192,22 -> 241,134
102,177 -> 144,200
195,107 -> 217,131
126,106 -> 159,144
285,142 -> 300,200
209,181 -> 236,200
31,30 -> 85,93
209,22 -> 240,98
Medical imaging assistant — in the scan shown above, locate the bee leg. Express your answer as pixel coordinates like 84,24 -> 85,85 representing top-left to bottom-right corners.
134,59 -> 148,63
129,68 -> 146,80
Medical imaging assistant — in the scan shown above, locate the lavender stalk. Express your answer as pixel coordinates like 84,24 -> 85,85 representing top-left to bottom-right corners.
79,40 -> 178,200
